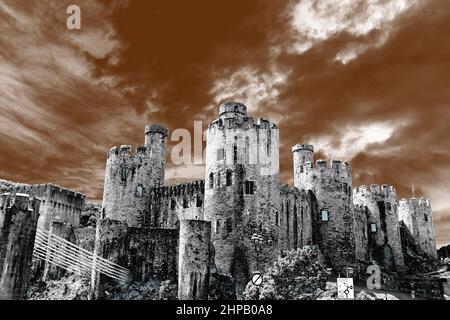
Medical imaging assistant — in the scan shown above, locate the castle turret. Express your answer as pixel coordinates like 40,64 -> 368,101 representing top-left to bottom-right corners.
398,197 -> 437,260
102,124 -> 168,227
353,184 -> 405,271
292,144 -> 314,170
204,102 -> 280,297
292,146 -> 355,273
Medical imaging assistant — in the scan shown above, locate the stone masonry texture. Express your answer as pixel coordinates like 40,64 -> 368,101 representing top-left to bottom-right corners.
0,193 -> 40,300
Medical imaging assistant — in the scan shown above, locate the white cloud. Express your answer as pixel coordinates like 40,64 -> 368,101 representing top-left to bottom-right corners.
290,0 -> 422,62
309,121 -> 406,160
210,67 -> 288,119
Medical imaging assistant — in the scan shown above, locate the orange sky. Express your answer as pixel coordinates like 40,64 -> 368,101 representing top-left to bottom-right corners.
0,0 -> 449,246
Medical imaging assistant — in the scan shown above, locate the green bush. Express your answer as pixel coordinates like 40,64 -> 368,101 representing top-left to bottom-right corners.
243,246 -> 329,300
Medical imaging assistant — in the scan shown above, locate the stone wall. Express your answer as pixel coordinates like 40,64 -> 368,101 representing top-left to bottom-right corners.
0,193 -> 40,300
102,124 -> 168,227
353,184 -> 405,271
41,221 -> 77,280
74,226 -> 96,252
146,180 -> 204,228
91,218 -> 178,299
178,220 -> 211,300
293,144 -> 356,273
279,185 -> 314,251
6,184 -> 84,230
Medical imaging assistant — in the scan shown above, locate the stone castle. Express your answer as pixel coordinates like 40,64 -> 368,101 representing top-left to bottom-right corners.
91,102 -> 438,299
0,102 -> 439,299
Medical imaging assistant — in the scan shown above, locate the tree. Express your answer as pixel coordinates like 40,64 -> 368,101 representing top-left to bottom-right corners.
243,246 -> 329,300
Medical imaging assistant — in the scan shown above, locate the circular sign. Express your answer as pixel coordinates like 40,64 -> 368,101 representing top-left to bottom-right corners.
252,273 -> 263,286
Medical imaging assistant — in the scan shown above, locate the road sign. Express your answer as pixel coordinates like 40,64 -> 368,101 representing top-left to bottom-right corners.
252,273 -> 263,286
337,278 -> 354,299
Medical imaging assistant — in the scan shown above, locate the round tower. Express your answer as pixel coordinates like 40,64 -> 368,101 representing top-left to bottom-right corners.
102,124 -> 168,227
353,184 -> 405,271
204,102 -> 280,297
292,146 -> 355,273
398,197 -> 437,260
292,144 -> 314,172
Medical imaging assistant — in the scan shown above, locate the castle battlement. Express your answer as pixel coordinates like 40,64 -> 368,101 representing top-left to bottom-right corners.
209,102 -> 277,131
8,183 -> 85,200
1,192 -> 40,212
107,145 -> 149,159
354,184 -> 396,199
219,101 -> 247,119
301,159 -> 351,179
145,124 -> 169,137
399,197 -> 432,209
280,184 -> 309,197
150,180 -> 205,198
292,144 -> 314,153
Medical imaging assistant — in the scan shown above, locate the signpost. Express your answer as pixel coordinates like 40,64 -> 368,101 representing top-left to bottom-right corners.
337,278 -> 354,299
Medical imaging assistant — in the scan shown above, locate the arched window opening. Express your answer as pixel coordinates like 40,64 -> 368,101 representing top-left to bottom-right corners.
209,172 -> 214,189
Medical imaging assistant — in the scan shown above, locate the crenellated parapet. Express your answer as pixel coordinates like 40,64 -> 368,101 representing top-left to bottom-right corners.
301,159 -> 352,182
150,180 -> 205,198
353,184 -> 404,271
354,184 -> 397,202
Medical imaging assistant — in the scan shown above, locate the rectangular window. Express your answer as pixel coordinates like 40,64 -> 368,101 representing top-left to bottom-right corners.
370,223 -> 377,233
216,148 -> 225,161
170,199 -> 176,210
244,181 -> 255,195
321,210 -> 329,222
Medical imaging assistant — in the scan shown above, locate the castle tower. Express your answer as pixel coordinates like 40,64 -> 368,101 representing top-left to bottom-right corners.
101,124 -> 168,227
353,185 -> 405,271
203,102 -> 280,297
0,193 -> 40,300
292,144 -> 314,168
398,197 -> 437,260
92,124 -> 169,299
178,220 -> 211,300
292,145 -> 355,273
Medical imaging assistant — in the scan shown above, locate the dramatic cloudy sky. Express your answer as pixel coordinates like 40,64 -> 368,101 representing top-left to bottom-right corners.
0,0 -> 449,246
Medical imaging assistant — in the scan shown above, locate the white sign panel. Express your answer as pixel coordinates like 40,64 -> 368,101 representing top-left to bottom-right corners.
337,278 -> 354,299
